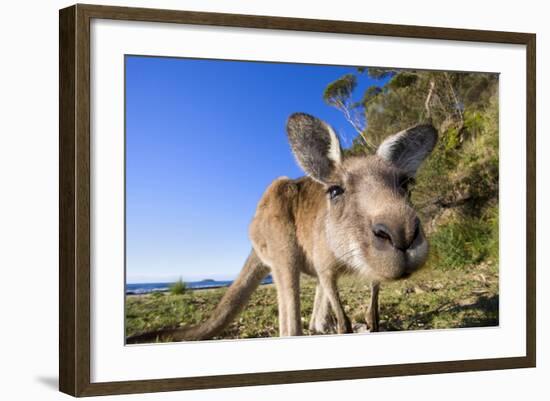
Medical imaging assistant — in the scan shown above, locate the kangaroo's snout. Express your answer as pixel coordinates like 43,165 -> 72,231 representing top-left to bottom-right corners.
351,197 -> 429,282
372,216 -> 420,252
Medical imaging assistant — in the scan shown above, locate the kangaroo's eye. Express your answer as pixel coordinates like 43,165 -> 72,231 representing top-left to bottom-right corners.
327,185 -> 345,200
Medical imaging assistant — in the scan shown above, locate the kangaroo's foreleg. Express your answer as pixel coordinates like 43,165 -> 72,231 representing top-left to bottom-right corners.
309,284 -> 336,334
272,264 -> 302,336
271,269 -> 288,336
317,274 -> 352,334
366,281 -> 380,332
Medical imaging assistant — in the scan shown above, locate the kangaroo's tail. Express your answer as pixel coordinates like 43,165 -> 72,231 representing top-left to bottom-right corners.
126,249 -> 269,343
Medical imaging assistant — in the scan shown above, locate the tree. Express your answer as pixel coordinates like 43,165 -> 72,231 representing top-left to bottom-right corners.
323,74 -> 373,150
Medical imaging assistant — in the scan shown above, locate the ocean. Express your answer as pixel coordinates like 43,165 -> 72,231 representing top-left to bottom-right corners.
126,275 -> 273,295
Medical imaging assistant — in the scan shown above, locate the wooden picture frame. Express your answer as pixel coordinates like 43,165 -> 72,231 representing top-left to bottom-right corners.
59,3 -> 536,397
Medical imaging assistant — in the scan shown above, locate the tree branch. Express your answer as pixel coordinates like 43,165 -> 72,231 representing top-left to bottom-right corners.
335,100 -> 375,151
443,72 -> 463,124
424,79 -> 435,120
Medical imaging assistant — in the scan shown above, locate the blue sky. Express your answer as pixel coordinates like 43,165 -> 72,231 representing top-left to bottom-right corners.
125,56 -> 385,283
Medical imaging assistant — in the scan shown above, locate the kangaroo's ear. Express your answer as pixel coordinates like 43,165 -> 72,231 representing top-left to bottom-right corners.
376,124 -> 438,177
286,113 -> 343,184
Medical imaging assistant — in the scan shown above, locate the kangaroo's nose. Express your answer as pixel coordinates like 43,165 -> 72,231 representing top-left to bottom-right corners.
372,217 -> 420,251
372,224 -> 393,243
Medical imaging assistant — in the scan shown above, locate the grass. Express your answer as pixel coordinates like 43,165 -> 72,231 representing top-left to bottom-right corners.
430,206 -> 498,270
126,258 -> 498,342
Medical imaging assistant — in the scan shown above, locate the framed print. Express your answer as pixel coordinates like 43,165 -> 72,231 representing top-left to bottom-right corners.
59,4 -> 536,397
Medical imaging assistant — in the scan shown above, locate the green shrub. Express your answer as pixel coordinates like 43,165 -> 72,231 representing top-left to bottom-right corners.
169,277 -> 187,295
429,206 -> 498,270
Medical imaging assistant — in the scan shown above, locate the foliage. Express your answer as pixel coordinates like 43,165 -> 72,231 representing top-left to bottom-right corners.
322,73 -> 357,107
364,67 -> 398,80
430,206 -> 498,269
387,72 -> 418,90
360,85 -> 383,106
169,277 -> 187,295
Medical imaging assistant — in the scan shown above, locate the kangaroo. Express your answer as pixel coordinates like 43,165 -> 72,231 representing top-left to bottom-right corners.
127,113 -> 437,343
